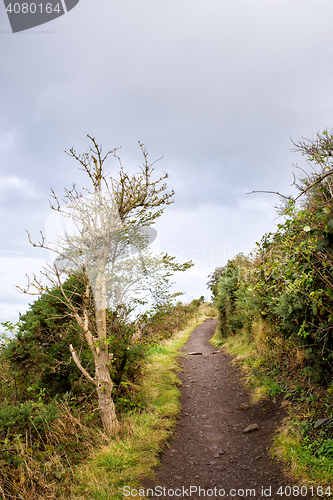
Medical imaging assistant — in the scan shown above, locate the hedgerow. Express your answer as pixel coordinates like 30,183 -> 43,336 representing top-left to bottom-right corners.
211,129 -> 333,384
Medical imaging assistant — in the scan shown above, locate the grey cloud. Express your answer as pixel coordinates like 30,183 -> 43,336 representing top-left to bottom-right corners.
1,0 -> 333,321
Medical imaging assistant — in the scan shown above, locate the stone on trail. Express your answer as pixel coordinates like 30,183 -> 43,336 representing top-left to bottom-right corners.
238,403 -> 251,410
314,418 -> 329,428
243,423 -> 260,434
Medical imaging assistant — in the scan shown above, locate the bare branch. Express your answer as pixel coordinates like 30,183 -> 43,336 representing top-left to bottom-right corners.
294,168 -> 333,200
14,274 -> 42,295
246,190 -> 292,200
69,344 -> 95,385
26,230 -> 46,248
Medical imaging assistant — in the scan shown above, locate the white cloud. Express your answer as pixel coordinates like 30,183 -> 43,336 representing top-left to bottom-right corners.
0,176 -> 25,189
0,176 -> 40,199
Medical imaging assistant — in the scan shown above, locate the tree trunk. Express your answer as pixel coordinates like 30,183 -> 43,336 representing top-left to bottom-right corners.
70,343 -> 119,434
95,352 -> 119,435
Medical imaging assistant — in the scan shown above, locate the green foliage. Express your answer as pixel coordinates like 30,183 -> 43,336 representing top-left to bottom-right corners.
0,323 -> 19,404
0,400 -> 111,500
4,274 -> 92,399
215,254 -> 255,337
137,299 -> 202,342
3,275 -> 149,403
105,315 -> 146,406
0,401 -> 59,432
207,267 -> 225,298
252,204 -> 333,383
317,439 -> 333,458
215,129 -> 333,385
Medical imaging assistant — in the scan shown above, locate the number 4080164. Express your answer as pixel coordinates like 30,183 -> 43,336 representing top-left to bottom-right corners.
5,3 -> 61,14
277,485 -> 332,496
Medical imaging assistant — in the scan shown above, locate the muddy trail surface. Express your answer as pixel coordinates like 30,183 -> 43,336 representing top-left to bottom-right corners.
142,318 -> 312,500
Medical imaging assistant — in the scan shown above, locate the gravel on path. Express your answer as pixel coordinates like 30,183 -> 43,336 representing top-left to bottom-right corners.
141,318 -> 312,500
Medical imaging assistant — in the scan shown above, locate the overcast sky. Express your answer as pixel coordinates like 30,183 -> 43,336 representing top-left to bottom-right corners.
1,0 -> 333,326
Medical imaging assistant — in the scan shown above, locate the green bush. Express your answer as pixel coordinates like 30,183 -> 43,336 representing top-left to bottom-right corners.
4,274 -> 92,399
0,401 -> 59,432
212,130 -> 333,384
3,275 -> 149,402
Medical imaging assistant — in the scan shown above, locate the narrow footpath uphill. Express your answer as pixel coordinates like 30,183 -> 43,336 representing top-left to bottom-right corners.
142,318 -> 312,500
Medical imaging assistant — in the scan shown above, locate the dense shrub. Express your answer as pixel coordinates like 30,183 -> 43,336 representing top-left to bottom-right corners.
137,298 -> 204,342
4,274 -> 93,399
0,327 -> 18,404
0,401 -> 59,432
211,129 -> 333,385
3,275 -> 149,402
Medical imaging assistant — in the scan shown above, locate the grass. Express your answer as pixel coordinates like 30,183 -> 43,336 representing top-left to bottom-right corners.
0,401 -> 110,500
210,316 -> 333,490
273,425 -> 333,487
68,304 -> 215,499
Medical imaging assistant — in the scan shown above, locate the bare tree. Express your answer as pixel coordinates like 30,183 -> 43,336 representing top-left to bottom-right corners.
20,136 -> 192,434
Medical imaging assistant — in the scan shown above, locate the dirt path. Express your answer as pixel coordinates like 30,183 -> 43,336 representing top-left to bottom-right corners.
141,318 -> 312,500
